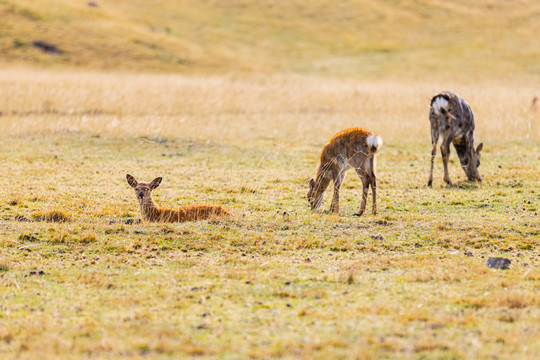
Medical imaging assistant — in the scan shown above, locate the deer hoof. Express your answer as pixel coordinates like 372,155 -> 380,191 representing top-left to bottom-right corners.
353,213 -> 363,217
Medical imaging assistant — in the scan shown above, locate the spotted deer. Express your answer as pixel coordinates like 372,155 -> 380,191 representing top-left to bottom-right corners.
428,91 -> 483,186
307,128 -> 383,216
126,174 -> 231,222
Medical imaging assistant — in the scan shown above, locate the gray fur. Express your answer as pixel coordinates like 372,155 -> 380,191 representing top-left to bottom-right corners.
428,91 -> 483,186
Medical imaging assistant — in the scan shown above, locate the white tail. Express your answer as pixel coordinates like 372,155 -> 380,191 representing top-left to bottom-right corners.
430,97 -> 449,117
366,135 -> 383,153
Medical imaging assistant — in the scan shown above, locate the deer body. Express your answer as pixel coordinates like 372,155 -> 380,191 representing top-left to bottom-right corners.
428,91 -> 483,186
126,175 -> 231,223
308,128 -> 382,216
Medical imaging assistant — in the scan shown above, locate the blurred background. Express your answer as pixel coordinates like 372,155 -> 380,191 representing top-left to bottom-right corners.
2,0 -> 539,81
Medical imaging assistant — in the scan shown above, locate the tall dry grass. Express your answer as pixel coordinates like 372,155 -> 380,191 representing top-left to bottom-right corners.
1,68 -> 538,145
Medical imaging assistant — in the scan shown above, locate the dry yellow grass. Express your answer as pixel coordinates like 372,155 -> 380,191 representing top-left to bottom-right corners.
1,2 -> 539,356
1,68 -> 538,144
0,68 -> 538,359
0,4 -> 539,358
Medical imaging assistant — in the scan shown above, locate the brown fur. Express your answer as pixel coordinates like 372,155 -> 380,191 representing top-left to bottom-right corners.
307,128 -> 382,216
126,174 -> 231,223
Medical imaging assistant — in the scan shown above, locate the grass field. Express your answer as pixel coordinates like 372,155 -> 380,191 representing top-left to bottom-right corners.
1,0 -> 540,358
0,69 -> 539,358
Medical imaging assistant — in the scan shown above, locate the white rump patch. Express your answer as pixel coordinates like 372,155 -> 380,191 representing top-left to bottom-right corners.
431,97 -> 449,115
367,135 -> 383,150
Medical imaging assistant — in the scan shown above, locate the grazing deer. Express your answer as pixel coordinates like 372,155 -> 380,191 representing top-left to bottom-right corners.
428,91 -> 483,186
126,174 -> 231,222
307,128 -> 383,216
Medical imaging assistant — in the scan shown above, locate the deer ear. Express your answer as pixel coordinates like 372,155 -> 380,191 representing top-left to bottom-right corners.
309,179 -> 315,189
126,174 -> 137,188
476,143 -> 483,153
150,177 -> 162,189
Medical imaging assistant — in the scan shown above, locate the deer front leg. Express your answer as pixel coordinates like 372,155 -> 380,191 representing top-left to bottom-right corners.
329,172 -> 345,214
440,138 -> 452,185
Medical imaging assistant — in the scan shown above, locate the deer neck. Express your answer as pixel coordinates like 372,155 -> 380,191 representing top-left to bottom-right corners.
140,196 -> 160,220
314,164 -> 329,189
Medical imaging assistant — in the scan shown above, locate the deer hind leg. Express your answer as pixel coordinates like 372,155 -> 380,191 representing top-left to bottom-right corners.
371,175 -> 377,215
353,169 -> 370,217
329,170 -> 345,214
440,134 -> 453,185
428,126 -> 440,187
355,177 -> 370,217
364,156 -> 378,215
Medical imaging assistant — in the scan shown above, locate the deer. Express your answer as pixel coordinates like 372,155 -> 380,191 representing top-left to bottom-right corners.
428,91 -> 483,186
126,174 -> 231,222
307,128 -> 383,216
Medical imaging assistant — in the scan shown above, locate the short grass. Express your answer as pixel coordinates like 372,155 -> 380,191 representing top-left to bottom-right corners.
0,70 -> 539,359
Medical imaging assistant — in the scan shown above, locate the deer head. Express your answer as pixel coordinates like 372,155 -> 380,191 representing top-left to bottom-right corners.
307,178 -> 324,210
126,174 -> 162,205
458,143 -> 483,182
464,143 -> 483,182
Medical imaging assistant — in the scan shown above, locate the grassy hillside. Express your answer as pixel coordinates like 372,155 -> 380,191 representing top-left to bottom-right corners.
1,0 -> 540,78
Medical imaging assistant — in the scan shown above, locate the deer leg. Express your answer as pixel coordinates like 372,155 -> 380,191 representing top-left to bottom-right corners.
371,176 -> 377,215
428,143 -> 437,187
353,174 -> 370,217
428,126 -> 440,187
441,137 -> 453,185
329,171 -> 345,214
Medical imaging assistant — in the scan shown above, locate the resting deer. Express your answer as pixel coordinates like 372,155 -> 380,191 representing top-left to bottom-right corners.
126,174 -> 231,222
307,128 -> 383,216
428,91 -> 483,186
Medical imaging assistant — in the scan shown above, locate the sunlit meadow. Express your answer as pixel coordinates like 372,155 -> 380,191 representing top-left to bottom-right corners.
1,0 -> 540,358
0,68 -> 538,359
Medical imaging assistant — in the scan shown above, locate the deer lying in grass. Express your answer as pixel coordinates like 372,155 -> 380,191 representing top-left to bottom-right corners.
126,174 -> 231,222
307,128 -> 383,216
428,91 -> 483,186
